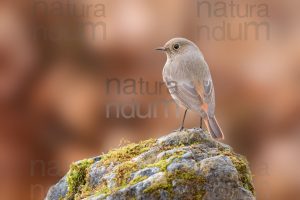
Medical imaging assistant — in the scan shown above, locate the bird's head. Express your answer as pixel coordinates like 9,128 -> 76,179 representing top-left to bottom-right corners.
155,38 -> 200,59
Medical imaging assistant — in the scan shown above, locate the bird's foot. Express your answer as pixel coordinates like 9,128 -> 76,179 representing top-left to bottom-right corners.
199,126 -> 204,131
174,126 -> 184,132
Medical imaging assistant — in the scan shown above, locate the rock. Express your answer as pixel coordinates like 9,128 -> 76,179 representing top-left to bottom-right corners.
45,176 -> 68,200
45,128 -> 255,200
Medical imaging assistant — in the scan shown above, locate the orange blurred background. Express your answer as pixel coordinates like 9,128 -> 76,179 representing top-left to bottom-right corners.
0,0 -> 299,199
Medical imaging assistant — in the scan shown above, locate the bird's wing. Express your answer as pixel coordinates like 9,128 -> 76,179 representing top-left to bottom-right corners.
203,78 -> 215,116
165,76 -> 205,113
203,79 -> 214,102
191,59 -> 216,116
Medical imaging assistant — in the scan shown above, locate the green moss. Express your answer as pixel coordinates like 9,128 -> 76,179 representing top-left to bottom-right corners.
93,174 -> 148,198
100,139 -> 156,167
91,139 -> 155,195
65,159 -> 94,200
114,161 -> 138,187
71,139 -> 155,198
128,175 -> 148,186
145,159 -> 170,171
90,146 -> 185,198
221,151 -> 255,195
174,170 -> 206,199
145,150 -> 185,171
143,170 -> 206,199
141,157 -> 174,196
143,174 -> 172,194
142,151 -> 205,199
94,181 -> 110,196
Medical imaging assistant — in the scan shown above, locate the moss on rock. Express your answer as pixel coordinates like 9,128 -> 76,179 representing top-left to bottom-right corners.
65,159 -> 94,199
114,161 -> 138,187
143,169 -> 206,199
99,139 -> 156,167
45,129 -> 255,200
221,150 -> 255,195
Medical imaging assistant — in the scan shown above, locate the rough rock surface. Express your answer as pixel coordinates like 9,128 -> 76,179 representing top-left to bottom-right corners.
45,128 -> 255,200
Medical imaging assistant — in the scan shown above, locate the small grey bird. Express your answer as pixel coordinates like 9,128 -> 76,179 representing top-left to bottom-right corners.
156,38 -> 224,139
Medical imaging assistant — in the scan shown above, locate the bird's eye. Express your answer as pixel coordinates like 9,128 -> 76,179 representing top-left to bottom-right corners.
173,44 -> 180,50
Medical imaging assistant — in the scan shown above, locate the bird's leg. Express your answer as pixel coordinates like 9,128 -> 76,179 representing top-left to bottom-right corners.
179,109 -> 188,131
200,117 -> 203,129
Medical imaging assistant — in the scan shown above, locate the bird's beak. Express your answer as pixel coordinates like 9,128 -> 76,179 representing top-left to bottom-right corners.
155,47 -> 166,51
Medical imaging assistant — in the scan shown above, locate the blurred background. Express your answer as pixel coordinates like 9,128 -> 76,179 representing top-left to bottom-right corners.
0,0 -> 299,199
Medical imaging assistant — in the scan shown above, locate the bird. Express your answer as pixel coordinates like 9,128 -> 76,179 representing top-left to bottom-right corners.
156,38 -> 224,139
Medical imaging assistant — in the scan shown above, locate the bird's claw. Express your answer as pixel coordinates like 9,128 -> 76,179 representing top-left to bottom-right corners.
173,127 -> 184,132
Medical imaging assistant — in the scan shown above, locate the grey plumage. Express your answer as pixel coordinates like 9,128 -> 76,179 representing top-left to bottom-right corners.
157,38 -> 224,139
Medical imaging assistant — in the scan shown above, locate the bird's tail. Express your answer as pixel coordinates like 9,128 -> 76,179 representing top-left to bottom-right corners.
204,116 -> 224,139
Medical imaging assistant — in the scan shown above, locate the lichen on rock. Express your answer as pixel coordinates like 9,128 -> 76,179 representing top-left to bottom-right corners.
45,128 -> 255,200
